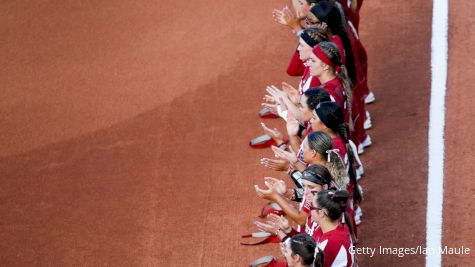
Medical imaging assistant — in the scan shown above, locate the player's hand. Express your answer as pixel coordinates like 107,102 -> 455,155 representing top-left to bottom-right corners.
271,145 -> 298,165
260,157 -> 290,171
268,214 -> 291,233
264,177 -> 287,195
254,220 -> 279,234
282,81 -> 300,105
261,122 -> 284,144
286,114 -> 301,137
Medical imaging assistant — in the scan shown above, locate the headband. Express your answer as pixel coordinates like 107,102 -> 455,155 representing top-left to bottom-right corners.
312,45 -> 342,73
300,30 -> 319,48
301,169 -> 329,185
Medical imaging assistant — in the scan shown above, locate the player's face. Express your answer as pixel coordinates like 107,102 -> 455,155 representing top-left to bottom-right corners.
310,109 -> 326,131
302,137 -> 317,163
311,199 -> 326,224
305,12 -> 321,27
308,53 -> 327,77
300,94 -> 313,121
280,240 -> 299,267
297,38 -> 313,61
302,180 -> 323,203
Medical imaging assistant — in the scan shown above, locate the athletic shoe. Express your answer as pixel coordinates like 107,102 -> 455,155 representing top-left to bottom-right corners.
356,165 -> 364,180
366,110 -> 372,120
358,185 -> 364,199
357,135 -> 372,154
355,206 -> 363,225
365,91 -> 376,104
364,117 -> 372,130
249,134 -> 277,148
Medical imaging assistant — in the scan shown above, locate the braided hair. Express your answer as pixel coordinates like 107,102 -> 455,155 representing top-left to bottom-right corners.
314,101 -> 362,203
289,234 -> 317,266
306,131 -> 346,189
317,41 -> 353,130
310,1 -> 357,84
304,26 -> 329,44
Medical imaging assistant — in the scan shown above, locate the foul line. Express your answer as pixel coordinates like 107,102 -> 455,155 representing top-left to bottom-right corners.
426,0 -> 448,266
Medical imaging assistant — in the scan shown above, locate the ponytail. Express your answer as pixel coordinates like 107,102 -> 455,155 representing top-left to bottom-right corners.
336,124 -> 362,204
316,189 -> 356,243
317,41 -> 353,130
325,150 -> 347,189
313,101 -> 362,204
311,1 -> 357,84
313,247 -> 325,267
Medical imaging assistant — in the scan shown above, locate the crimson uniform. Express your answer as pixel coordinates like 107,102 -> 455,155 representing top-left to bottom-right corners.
301,198 -> 318,236
313,224 -> 356,267
329,35 -> 346,65
287,49 -> 306,77
332,136 -> 358,238
347,20 -> 369,146
337,0 -> 364,33
320,78 -> 348,122
299,67 -> 321,95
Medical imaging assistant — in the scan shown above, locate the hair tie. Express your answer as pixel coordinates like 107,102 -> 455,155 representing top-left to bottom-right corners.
328,191 -> 335,200
335,65 -> 341,74
325,149 -> 340,162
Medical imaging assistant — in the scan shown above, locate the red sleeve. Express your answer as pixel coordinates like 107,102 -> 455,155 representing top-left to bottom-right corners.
287,50 -> 306,76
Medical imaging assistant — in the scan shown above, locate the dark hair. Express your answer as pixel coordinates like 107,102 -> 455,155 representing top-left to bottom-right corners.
303,26 -> 329,46
313,247 -> 325,267
315,189 -> 349,220
290,234 -> 317,265
306,0 -> 320,4
314,101 -> 361,203
315,189 -> 356,243
306,131 -> 346,189
316,41 -> 353,128
304,87 -> 331,110
310,1 -> 356,84
302,164 -> 333,186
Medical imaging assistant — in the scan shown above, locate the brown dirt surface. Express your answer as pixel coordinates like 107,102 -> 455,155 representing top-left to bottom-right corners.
442,0 -> 475,266
355,0 -> 431,265
2,0 -> 471,266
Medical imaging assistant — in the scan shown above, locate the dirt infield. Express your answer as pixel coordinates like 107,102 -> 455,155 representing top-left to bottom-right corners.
1,0 -> 473,266
443,1 -> 475,266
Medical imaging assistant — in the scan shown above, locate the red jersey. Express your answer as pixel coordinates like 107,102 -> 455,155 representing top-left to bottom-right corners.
329,35 -> 346,65
287,49 -> 306,76
337,0 -> 363,32
299,67 -> 322,95
321,78 -> 346,112
313,224 -> 356,267
300,199 -> 319,236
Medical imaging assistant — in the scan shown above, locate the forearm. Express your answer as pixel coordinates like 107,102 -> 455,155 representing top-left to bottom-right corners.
287,134 -> 301,155
271,194 -> 308,226
283,98 -> 304,122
